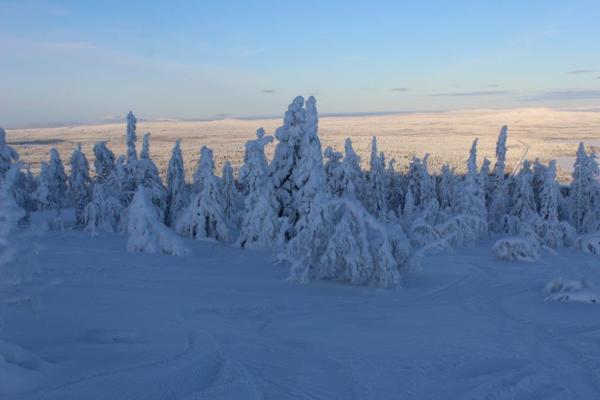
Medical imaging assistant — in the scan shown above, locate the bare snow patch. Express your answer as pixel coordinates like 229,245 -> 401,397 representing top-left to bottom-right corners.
0,340 -> 49,395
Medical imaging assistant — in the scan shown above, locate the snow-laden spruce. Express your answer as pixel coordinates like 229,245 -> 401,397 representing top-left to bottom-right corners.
488,126 -> 510,233
238,129 -> 278,249
177,146 -> 230,242
287,198 -> 411,288
365,136 -> 388,219
69,144 -> 92,225
568,142 -> 600,234
221,161 -> 243,228
165,140 -> 188,227
270,96 -> 326,240
32,148 -> 68,210
93,141 -> 116,184
0,128 -> 19,179
126,111 -> 138,163
125,187 -> 188,255
84,166 -> 126,234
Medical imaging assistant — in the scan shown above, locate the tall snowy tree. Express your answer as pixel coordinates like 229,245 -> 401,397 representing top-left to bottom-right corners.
33,148 -> 68,210
489,126 -> 510,233
68,144 -> 92,225
506,160 -> 537,235
165,140 -> 188,227
238,129 -> 278,249
126,111 -> 138,163
220,161 -> 243,227
437,164 -> 456,212
365,136 -> 387,219
568,143 -> 600,233
92,141 -> 115,184
177,146 -> 230,242
0,128 -> 19,179
270,96 -> 327,240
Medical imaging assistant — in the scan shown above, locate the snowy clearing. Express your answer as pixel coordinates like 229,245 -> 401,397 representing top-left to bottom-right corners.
3,230 -> 600,399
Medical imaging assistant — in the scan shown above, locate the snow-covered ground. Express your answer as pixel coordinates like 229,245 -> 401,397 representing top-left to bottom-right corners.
4,228 -> 600,399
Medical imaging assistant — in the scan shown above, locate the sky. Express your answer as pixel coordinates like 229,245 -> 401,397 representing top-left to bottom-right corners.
1,0 -> 600,127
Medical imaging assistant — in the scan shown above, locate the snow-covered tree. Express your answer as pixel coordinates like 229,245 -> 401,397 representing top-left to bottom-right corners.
238,129 -> 278,248
323,146 -> 344,196
450,139 -> 488,243
568,143 -> 600,233
125,187 -> 187,255
365,136 -> 387,219
92,141 -> 115,184
506,161 -> 537,235
437,164 -> 456,212
269,96 -> 327,239
385,158 -> 404,214
84,163 -> 126,234
126,111 -> 138,163
0,128 -> 19,179
165,140 -> 188,227
69,144 -> 92,225
287,199 -> 410,288
32,149 -> 68,210
489,126 -> 510,233
535,160 -> 576,248
220,161 -> 243,227
177,146 -> 230,242
140,132 -> 151,160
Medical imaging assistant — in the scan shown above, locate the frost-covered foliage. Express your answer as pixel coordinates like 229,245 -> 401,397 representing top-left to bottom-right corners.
125,187 -> 188,255
365,137 -> 387,219
488,126 -> 510,233
69,144 -> 92,225
84,168 -> 126,234
0,128 -> 19,179
126,111 -> 138,163
165,140 -> 188,227
177,146 -> 230,242
32,149 -> 68,210
270,96 -> 326,239
568,143 -> 600,234
544,278 -> 599,304
93,141 -> 115,184
221,161 -> 243,227
238,129 -> 278,249
580,234 -> 600,255
0,170 -> 25,285
288,199 -> 410,288
492,236 -> 540,262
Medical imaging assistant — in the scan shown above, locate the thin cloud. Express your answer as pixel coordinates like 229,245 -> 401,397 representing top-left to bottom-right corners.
430,90 -> 511,97
568,69 -> 594,74
522,89 -> 600,101
391,87 -> 410,92
261,89 -> 276,94
488,84 -> 499,88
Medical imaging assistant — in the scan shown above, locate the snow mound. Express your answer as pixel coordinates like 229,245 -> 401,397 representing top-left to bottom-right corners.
544,278 -> 599,304
0,340 -> 49,395
580,234 -> 600,255
492,237 -> 540,262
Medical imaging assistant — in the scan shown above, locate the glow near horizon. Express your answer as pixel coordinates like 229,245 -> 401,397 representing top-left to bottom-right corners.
1,0 -> 600,127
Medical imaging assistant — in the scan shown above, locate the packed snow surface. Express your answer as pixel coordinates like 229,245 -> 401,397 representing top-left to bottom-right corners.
4,229 -> 600,399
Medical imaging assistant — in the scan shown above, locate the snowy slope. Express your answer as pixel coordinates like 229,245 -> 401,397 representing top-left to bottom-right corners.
4,230 -> 600,399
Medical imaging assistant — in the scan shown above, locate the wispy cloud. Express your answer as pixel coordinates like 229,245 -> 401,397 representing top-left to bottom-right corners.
261,89 -> 276,94
567,69 -> 594,74
487,84 -> 499,88
391,87 -> 410,92
430,90 -> 511,97
522,89 -> 600,101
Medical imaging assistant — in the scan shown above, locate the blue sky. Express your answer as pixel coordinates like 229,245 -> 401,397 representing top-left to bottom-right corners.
1,0 -> 600,127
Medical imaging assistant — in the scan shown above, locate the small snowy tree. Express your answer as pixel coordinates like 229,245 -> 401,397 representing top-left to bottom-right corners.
165,140 -> 188,227
68,144 -> 92,225
126,111 -> 138,163
84,168 -> 126,234
287,199 -> 410,288
238,129 -> 278,249
125,187 -> 188,255
0,128 -> 19,179
32,149 -> 68,210
93,141 -> 115,184
177,146 -> 230,242
220,161 -> 243,228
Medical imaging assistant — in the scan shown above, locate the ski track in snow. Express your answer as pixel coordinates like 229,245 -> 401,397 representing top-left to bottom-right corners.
4,230 -> 600,399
